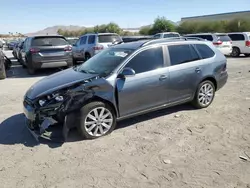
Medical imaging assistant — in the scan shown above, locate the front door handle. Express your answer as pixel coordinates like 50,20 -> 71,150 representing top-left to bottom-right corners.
159,75 -> 168,81
195,67 -> 201,73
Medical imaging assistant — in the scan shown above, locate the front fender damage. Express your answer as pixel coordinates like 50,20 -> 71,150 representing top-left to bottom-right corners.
29,77 -> 115,143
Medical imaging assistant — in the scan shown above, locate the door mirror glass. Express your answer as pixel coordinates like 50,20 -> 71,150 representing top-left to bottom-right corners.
120,67 -> 135,77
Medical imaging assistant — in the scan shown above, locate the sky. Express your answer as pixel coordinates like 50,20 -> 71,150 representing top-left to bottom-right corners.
0,0 -> 249,34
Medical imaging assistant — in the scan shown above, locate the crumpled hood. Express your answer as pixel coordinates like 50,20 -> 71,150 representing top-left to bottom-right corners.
25,68 -> 98,100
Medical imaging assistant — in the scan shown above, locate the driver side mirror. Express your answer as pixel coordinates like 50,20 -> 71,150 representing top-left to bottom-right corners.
119,67 -> 135,78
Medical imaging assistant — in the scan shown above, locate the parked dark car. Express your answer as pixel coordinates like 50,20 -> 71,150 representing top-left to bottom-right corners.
20,35 -> 73,74
23,38 -> 228,142
7,40 -> 18,50
12,41 -> 24,59
122,35 -> 153,43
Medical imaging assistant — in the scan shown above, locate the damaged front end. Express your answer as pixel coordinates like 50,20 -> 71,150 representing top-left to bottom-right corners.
23,82 -> 92,143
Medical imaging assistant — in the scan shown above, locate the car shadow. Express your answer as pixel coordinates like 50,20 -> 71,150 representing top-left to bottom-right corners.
6,64 -> 64,78
117,103 -> 196,129
0,104 -> 196,148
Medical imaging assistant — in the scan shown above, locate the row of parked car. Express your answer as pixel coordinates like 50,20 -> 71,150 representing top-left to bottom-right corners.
6,31 -> 250,75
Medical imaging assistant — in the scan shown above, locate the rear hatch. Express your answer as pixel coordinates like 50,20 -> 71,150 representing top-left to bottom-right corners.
214,34 -> 232,48
31,36 -> 71,62
97,34 -> 122,49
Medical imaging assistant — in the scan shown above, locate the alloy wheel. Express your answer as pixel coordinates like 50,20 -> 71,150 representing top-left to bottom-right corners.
198,83 -> 214,106
84,107 -> 113,137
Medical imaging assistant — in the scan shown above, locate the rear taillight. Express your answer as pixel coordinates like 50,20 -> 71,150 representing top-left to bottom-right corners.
246,41 -> 250,47
29,48 -> 40,54
213,41 -> 223,45
93,45 -> 104,51
64,46 -> 72,52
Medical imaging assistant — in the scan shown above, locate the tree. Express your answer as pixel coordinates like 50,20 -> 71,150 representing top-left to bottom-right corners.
149,16 -> 176,35
139,26 -> 151,35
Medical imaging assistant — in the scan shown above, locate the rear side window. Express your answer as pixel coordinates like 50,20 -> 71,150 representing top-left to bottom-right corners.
163,33 -> 180,38
80,36 -> 87,45
98,35 -> 121,43
194,44 -> 215,59
228,34 -> 245,41
31,37 -> 68,46
125,46 -> 163,74
217,35 -> 231,41
189,35 -> 213,41
168,44 -> 200,66
88,35 -> 96,44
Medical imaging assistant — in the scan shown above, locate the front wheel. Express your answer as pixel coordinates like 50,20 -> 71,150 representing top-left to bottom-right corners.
78,102 -> 116,139
85,53 -> 91,61
192,80 -> 215,109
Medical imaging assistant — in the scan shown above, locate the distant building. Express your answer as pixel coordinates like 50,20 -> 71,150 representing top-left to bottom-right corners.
181,10 -> 250,23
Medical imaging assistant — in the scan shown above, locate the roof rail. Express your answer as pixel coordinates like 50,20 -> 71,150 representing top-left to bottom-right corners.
141,37 -> 206,47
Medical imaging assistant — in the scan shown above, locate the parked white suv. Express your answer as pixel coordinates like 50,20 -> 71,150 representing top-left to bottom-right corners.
184,33 -> 232,56
228,32 -> 250,57
153,32 -> 181,39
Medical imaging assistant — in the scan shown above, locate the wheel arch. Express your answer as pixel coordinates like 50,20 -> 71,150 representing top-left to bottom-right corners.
200,76 -> 217,91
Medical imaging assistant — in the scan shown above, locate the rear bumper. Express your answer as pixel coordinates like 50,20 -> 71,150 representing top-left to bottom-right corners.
216,72 -> 228,91
31,58 -> 73,69
218,47 -> 232,55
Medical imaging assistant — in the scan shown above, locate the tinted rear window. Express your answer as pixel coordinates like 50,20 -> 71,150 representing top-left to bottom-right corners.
98,35 -> 121,43
188,35 -> 213,41
194,44 -> 215,59
228,34 -> 245,41
31,37 -> 68,46
163,33 -> 180,38
217,35 -> 231,41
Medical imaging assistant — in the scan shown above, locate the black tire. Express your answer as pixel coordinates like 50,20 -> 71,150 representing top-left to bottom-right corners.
0,62 -> 6,80
27,65 -> 36,75
73,58 -> 77,65
85,53 -> 91,61
78,101 -> 116,139
231,47 -> 240,57
192,80 -> 215,109
244,54 -> 250,57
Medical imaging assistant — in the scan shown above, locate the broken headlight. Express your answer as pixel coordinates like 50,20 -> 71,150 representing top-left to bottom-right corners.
38,93 -> 65,107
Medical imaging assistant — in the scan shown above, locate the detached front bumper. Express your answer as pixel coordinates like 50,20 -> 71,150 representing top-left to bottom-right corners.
23,103 -> 69,143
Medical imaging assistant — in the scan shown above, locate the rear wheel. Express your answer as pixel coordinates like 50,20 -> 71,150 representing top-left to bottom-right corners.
244,54 -> 250,57
78,102 -> 116,139
192,80 -> 215,109
231,47 -> 240,57
27,66 -> 36,75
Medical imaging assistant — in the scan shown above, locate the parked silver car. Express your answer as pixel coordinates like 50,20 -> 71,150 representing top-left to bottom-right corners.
72,33 -> 122,64
23,38 -> 228,141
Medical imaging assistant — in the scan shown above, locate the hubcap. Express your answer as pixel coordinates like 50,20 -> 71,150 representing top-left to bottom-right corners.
84,107 -> 113,137
198,83 -> 214,106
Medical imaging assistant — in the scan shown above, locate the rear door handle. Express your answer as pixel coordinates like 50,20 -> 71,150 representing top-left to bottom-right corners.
195,67 -> 201,73
159,75 -> 168,81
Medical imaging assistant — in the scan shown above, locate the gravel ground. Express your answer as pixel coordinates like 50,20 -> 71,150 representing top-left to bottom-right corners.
0,51 -> 250,188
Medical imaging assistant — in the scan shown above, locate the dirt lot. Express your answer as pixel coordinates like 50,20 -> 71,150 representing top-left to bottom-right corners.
0,51 -> 250,188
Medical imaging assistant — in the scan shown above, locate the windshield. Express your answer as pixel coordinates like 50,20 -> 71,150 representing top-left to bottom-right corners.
67,39 -> 78,45
76,48 -> 134,76
98,35 -> 122,43
217,35 -> 231,41
31,37 -> 69,46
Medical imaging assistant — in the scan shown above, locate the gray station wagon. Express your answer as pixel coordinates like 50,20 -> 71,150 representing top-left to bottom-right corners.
23,38 -> 228,142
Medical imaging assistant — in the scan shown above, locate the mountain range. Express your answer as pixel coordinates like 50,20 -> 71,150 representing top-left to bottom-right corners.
25,21 -> 178,36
